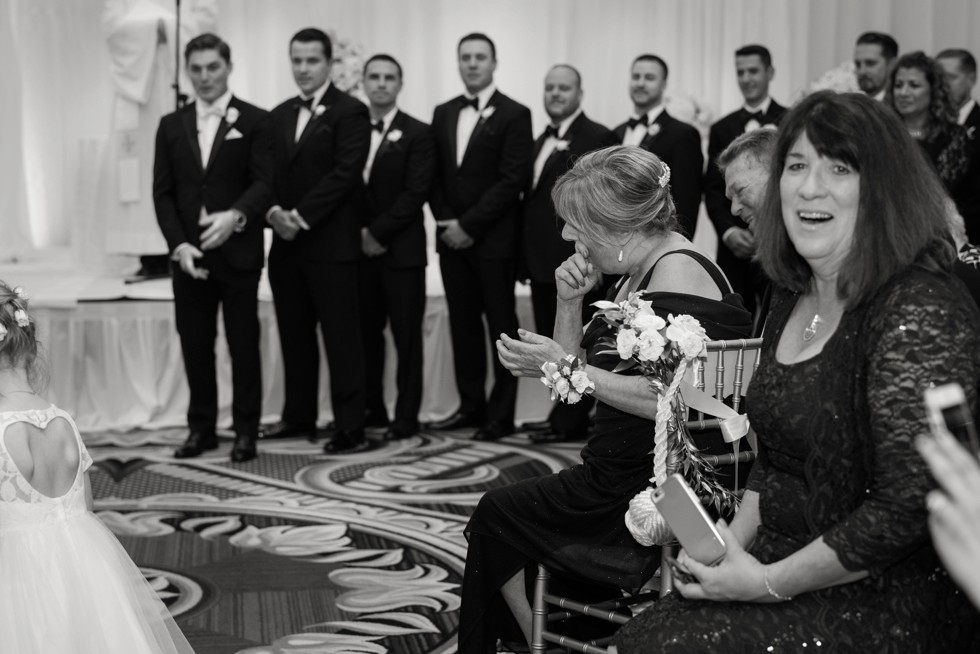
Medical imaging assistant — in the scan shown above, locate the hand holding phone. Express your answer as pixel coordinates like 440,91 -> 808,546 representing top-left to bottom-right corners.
924,383 -> 980,456
652,473 -> 727,565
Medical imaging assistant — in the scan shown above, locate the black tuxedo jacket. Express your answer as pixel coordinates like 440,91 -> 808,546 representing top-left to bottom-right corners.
268,83 -> 371,262
431,90 -> 533,259
153,97 -> 272,271
704,101 -> 787,238
361,110 -> 435,269
964,103 -> 980,141
523,113 -> 618,283
614,110 -> 703,238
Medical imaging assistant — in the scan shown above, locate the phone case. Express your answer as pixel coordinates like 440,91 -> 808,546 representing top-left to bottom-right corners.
924,383 -> 980,456
653,473 -> 726,565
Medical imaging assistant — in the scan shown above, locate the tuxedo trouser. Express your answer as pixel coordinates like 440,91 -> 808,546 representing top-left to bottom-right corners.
357,258 -> 425,429
172,260 -> 261,437
439,250 -> 519,425
268,255 -> 365,433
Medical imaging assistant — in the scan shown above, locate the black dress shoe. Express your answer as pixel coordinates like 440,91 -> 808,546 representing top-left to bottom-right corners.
174,430 -> 218,459
365,412 -> 390,429
520,419 -> 552,433
230,433 -> 258,462
259,421 -> 316,440
426,411 -> 484,431
473,421 -> 515,442
384,424 -> 418,441
323,429 -> 370,454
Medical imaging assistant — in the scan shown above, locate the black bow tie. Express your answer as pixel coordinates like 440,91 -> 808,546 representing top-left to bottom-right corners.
296,96 -> 316,112
544,125 -> 560,139
460,96 -> 480,111
627,115 -> 649,130
371,121 -> 384,133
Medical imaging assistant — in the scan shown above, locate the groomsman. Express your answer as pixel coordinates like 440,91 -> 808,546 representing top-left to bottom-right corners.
428,33 -> 533,441
153,33 -> 271,463
520,64 -> 617,443
614,54 -> 703,239
262,27 -> 372,453
854,32 -> 899,101
704,45 -> 786,318
937,49 -> 980,137
357,54 -> 435,441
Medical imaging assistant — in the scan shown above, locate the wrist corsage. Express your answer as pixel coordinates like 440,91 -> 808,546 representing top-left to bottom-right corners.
540,355 -> 595,404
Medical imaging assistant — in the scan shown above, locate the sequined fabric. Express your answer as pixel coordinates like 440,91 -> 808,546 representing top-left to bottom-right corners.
614,269 -> 980,653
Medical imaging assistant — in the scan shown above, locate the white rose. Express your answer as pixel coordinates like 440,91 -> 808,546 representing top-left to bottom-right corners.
570,369 -> 594,394
566,390 -> 582,404
387,129 -> 403,142
553,376 -> 570,397
616,328 -> 639,359
636,330 -> 666,362
666,314 -> 708,358
632,309 -> 666,335
225,107 -> 240,126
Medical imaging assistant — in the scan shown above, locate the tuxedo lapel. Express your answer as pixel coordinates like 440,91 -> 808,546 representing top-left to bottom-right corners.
368,110 -> 403,184
445,99 -> 461,170
181,106 -> 204,175
640,111 -> 667,150
537,113 -> 585,188
204,100 -> 235,173
292,86 -> 337,160
462,91 -> 498,162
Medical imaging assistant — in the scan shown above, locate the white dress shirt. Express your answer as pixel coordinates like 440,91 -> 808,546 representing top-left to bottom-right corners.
532,108 -> 581,190
456,84 -> 496,166
364,108 -> 398,184
622,105 -> 665,147
196,89 -> 233,168
958,99 -> 977,126
295,82 -> 331,142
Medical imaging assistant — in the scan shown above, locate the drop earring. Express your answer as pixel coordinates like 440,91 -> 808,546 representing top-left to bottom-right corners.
618,249 -> 623,262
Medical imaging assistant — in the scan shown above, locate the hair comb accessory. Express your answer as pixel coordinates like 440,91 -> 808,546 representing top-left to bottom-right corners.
13,287 -> 25,299
658,163 -> 671,189
14,309 -> 29,328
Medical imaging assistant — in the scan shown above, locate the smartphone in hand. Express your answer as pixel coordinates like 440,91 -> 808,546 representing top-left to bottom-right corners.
653,473 -> 727,565
924,383 -> 980,456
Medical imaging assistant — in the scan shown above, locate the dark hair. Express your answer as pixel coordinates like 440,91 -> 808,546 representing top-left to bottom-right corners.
735,44 -> 772,69
184,33 -> 231,64
936,48 -> 977,77
0,282 -> 45,391
458,32 -> 496,60
754,91 -> 954,308
364,53 -> 403,80
856,32 -> 899,60
291,27 -> 332,60
552,146 -> 678,247
716,128 -> 778,173
632,54 -> 669,80
888,51 -> 959,131
549,64 -> 582,88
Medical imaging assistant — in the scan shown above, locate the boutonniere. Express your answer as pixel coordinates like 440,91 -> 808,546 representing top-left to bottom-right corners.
479,105 -> 496,121
225,107 -> 240,126
646,123 -> 661,138
744,118 -> 761,133
313,105 -> 327,119
553,139 -> 570,152
386,129 -> 403,143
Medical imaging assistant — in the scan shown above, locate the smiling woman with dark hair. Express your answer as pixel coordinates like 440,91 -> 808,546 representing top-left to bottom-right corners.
614,91 -> 980,653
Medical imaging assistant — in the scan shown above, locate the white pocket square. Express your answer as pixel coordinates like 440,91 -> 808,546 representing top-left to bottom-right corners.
226,128 -> 243,140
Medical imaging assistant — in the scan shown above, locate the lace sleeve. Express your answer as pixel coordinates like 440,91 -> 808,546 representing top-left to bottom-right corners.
823,273 -> 980,576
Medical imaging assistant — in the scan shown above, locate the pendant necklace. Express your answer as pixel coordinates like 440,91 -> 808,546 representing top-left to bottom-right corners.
802,314 -> 822,342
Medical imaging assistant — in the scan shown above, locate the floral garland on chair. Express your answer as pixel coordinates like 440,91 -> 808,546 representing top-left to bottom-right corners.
590,292 -> 740,546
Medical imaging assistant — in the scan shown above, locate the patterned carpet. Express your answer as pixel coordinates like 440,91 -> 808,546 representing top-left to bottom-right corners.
87,427 -> 584,654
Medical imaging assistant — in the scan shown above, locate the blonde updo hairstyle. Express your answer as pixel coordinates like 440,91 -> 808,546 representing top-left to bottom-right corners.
551,145 -> 678,250
0,281 -> 44,390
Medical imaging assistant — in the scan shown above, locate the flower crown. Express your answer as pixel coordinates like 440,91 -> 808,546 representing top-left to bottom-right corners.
658,163 -> 671,189
0,286 -> 30,343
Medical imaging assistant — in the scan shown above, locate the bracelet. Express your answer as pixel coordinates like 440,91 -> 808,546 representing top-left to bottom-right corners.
540,354 -> 595,404
763,567 -> 792,602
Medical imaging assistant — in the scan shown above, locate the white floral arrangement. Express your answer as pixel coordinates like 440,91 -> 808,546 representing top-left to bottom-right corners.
327,30 -> 367,95
386,129 -> 403,143
540,354 -> 595,404
591,292 -> 739,546
224,106 -> 239,126
553,139 -> 570,152
795,61 -> 860,102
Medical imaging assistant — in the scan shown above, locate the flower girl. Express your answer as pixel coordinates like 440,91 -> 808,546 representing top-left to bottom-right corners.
0,282 -> 193,653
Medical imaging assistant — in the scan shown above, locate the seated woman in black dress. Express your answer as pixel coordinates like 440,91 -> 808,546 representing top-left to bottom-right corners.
456,146 -> 752,653
614,92 -> 980,653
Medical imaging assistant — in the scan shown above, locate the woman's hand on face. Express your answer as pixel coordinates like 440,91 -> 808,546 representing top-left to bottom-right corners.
496,329 -> 568,378
673,521 -> 770,603
555,243 -> 600,302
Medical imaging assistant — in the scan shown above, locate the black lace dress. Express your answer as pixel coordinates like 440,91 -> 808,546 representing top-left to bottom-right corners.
458,251 -> 752,653
615,269 -> 980,654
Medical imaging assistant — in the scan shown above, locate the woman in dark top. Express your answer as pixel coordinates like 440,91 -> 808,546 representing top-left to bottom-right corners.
614,92 -> 980,653
456,146 -> 752,653
888,51 -> 980,242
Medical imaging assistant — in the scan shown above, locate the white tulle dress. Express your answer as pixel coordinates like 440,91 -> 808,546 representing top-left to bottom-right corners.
0,405 -> 194,654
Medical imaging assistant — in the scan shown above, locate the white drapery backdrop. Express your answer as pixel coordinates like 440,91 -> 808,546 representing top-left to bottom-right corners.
3,0 -> 980,262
